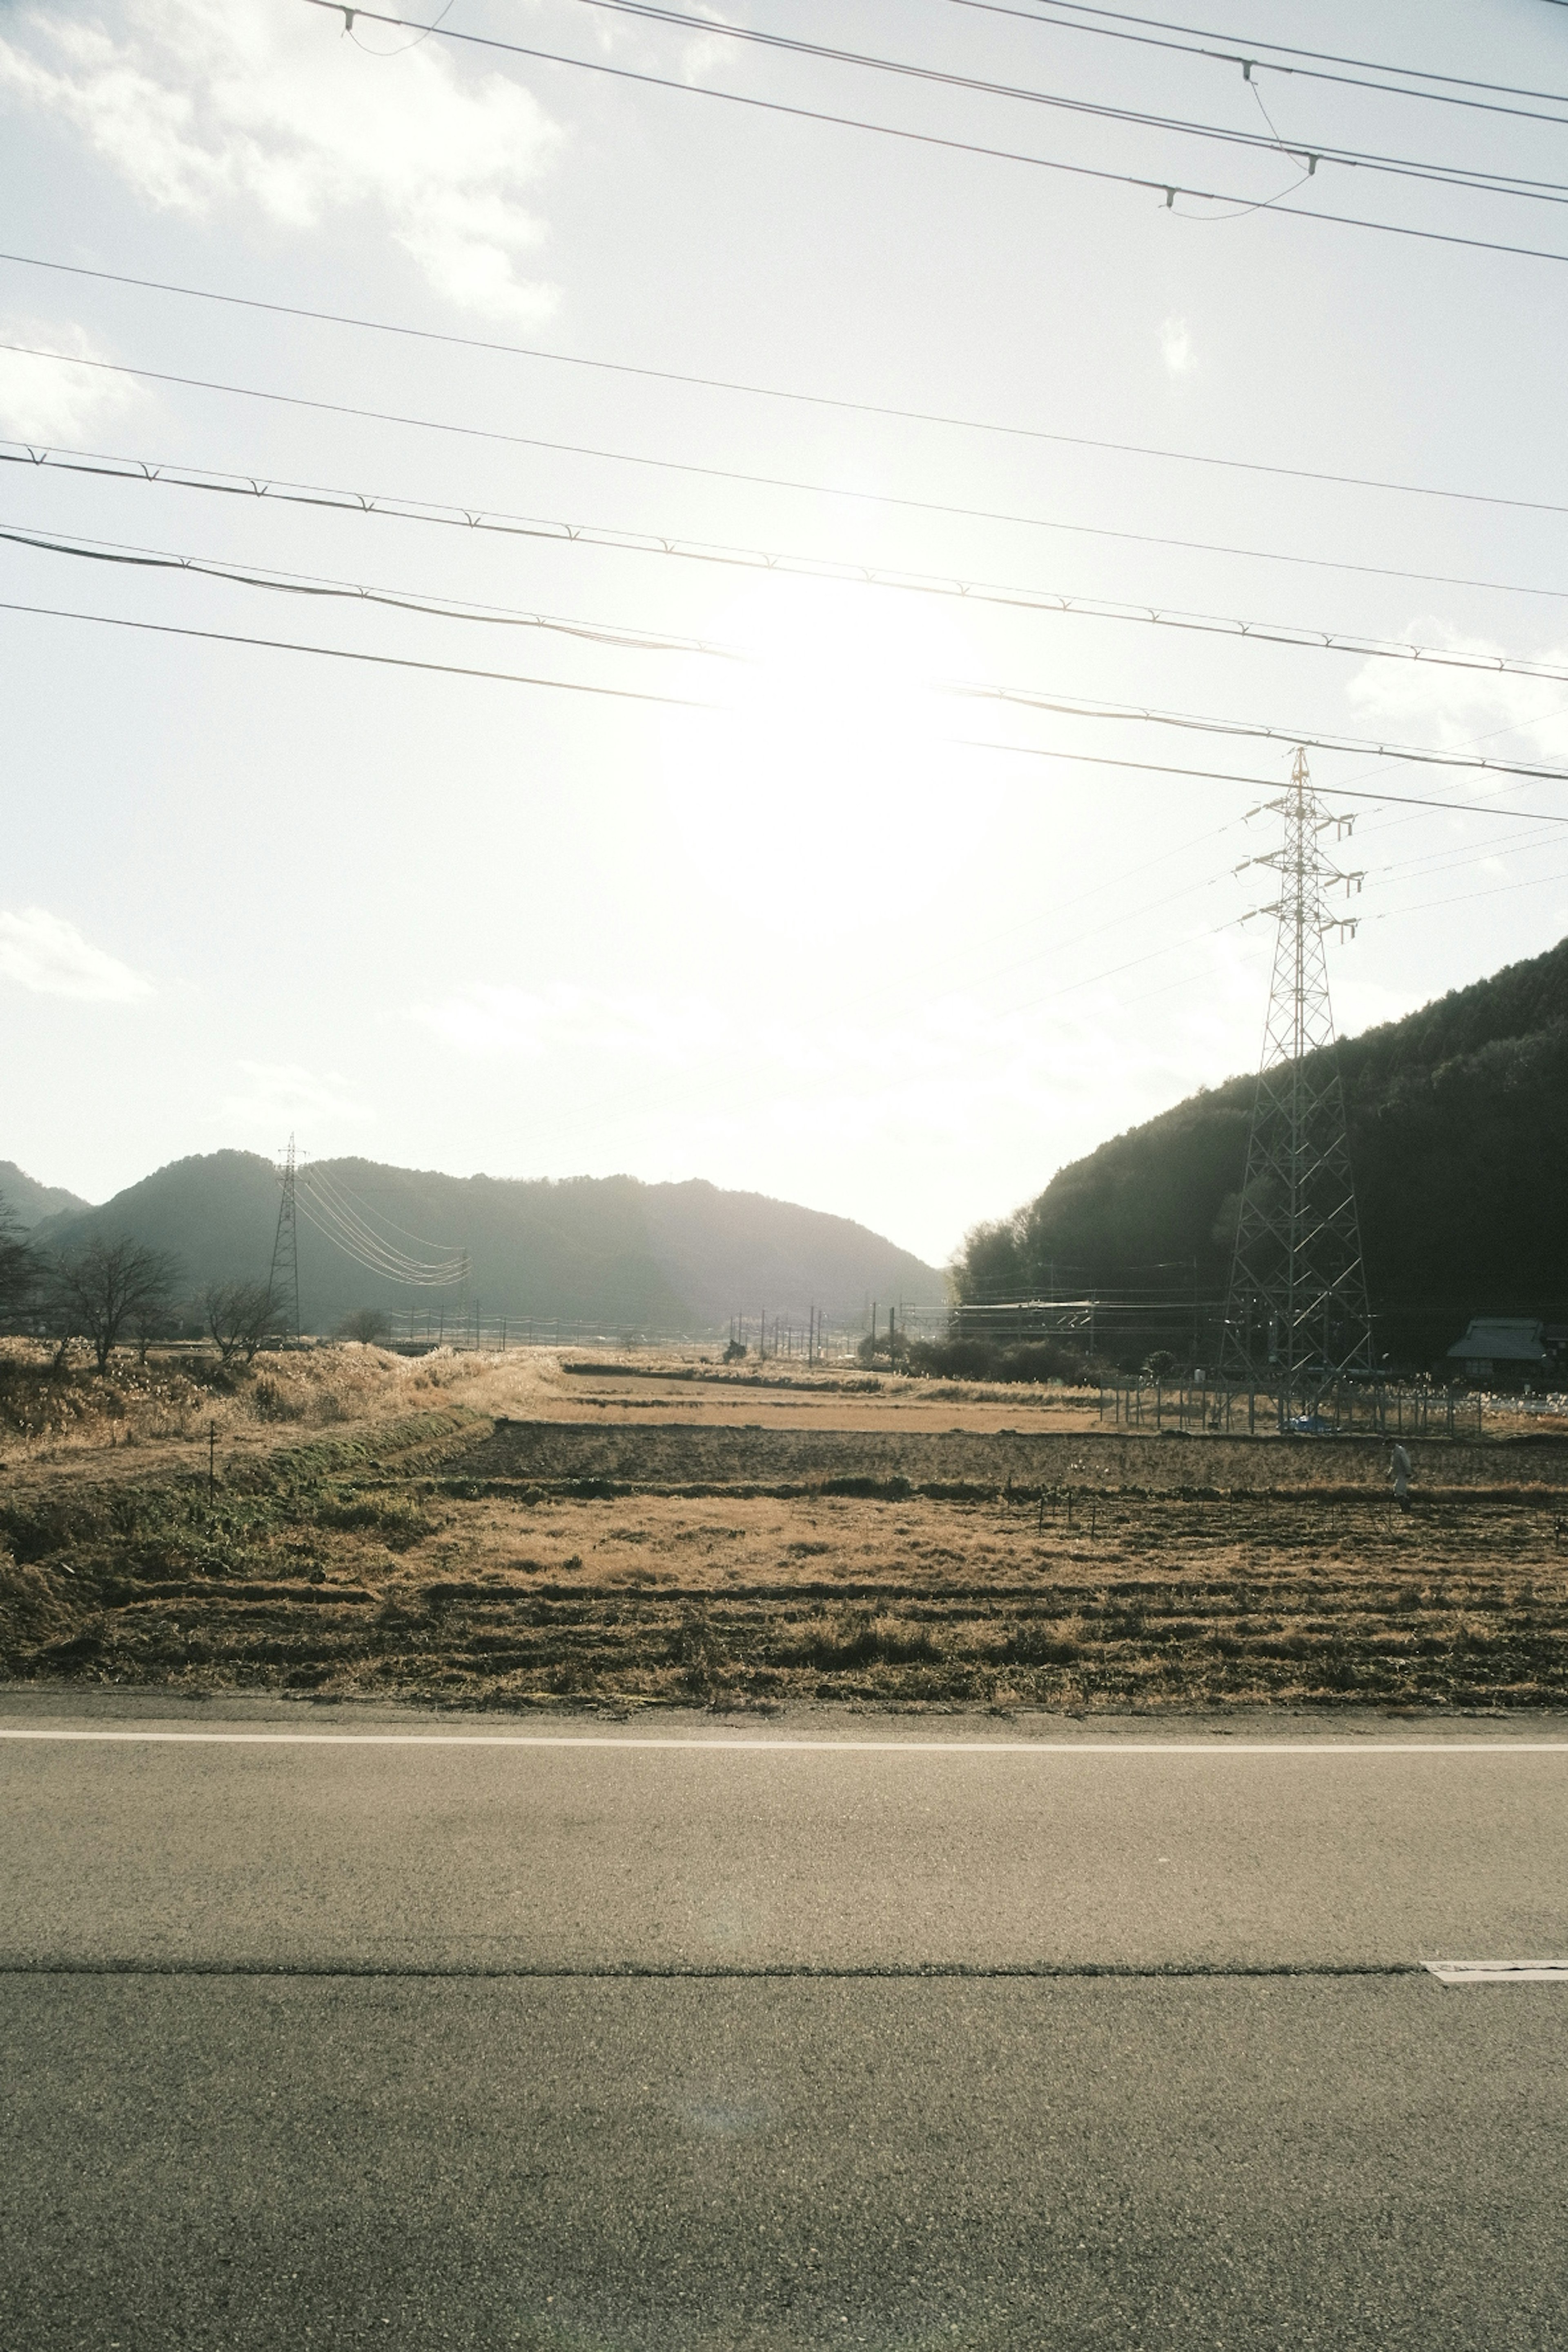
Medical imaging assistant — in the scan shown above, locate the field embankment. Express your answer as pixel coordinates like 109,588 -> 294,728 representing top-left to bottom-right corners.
3,1347 -> 1566,1714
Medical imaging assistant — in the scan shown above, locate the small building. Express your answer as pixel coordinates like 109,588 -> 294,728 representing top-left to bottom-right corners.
1445,1316 -> 1548,1386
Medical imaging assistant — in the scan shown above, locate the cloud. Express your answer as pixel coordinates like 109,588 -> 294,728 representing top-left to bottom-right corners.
214,1060 -> 371,1131
1160,317 -> 1195,376
0,0 -> 564,321
1345,626 -> 1568,765
0,906 -> 153,1000
0,317 -> 145,441
581,0 -> 738,85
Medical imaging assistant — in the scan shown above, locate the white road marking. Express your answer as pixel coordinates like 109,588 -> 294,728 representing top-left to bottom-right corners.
1,1730 -> 1567,1755
1425,1962 -> 1568,1984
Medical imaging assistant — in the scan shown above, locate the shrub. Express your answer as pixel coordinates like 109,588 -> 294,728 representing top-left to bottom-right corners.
337,1308 -> 392,1345
905,1336 -> 1098,1386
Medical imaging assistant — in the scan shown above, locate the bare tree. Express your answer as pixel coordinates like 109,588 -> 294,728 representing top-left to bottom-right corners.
130,1294 -> 180,1365
0,1201 -> 41,1330
206,1280 -> 283,1366
51,1238 -> 182,1374
336,1307 -> 391,1345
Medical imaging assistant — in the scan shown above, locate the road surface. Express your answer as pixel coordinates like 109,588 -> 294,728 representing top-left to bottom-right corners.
3,1692 -> 1566,2349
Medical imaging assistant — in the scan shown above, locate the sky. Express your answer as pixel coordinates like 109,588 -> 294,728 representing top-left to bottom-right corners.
2,0 -> 1567,1267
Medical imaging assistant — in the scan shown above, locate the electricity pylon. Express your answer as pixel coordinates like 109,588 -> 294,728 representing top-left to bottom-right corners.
1221,750 -> 1373,1403
268,1133 -> 302,1340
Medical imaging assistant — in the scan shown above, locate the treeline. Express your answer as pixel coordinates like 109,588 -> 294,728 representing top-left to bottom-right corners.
0,1214 -> 287,1371
953,935 -> 1568,1370
19,1152 -> 945,1332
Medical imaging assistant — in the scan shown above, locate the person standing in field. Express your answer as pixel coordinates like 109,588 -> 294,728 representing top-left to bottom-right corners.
1388,1441 -> 1412,1514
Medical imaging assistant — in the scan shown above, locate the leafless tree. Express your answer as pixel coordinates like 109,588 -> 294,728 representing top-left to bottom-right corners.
51,1238 -> 182,1374
205,1280 -> 283,1366
336,1307 -> 391,1344
130,1295 -> 180,1364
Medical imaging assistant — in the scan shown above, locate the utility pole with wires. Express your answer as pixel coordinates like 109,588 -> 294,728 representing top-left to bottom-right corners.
1222,749 -> 1373,1413
268,1133 -> 303,1340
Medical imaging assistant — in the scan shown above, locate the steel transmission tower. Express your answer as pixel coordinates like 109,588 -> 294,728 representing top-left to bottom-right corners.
1222,750 -> 1373,1402
268,1134 -> 302,1340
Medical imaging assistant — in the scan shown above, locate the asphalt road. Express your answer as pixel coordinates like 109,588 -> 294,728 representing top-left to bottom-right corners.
4,1695 -> 1567,2349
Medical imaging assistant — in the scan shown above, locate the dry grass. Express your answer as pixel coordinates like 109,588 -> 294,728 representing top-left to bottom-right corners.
3,1352 -> 1566,1713
0,1336 -> 507,1468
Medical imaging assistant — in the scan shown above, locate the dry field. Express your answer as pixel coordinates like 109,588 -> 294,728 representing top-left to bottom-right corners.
3,1343 -> 1567,1714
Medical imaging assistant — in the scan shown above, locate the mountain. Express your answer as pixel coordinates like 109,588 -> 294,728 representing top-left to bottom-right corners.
0,1162 -> 92,1229
956,935 -> 1568,1369
31,1153 -> 946,1336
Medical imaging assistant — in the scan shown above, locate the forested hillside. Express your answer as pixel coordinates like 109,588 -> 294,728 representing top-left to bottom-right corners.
29,1154 -> 944,1336
957,935 -> 1568,1367
0,1162 -> 90,1229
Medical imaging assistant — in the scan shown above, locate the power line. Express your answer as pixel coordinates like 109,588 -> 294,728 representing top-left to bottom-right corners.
8,592 -> 1568,797
7,249 -> 1565,519
13,351 -> 1568,690
11,433 -> 1568,611
559,0 -> 1568,204
301,1165 -> 467,1284
35,338 -> 1568,576
951,740 -> 1568,820
0,597 -> 715,706
296,2 -> 1568,270
940,0 -> 1568,127
0,519 -> 743,659
949,688 -> 1568,783
13,487 -> 1568,697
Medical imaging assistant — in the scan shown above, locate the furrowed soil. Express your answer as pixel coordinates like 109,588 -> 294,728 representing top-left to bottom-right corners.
3,1345 -> 1567,1713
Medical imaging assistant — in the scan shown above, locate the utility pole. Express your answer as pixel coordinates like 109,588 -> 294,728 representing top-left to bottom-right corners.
268,1134 -> 302,1340
1223,748 -> 1372,1413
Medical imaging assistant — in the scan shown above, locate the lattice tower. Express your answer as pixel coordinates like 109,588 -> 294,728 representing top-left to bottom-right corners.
1222,750 -> 1373,1396
268,1133 -> 303,1341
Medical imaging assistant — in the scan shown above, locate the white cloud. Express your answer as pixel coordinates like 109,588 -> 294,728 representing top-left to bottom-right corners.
582,0 -> 737,86
1160,316 -> 1195,376
0,0 -> 563,321
0,317 -> 145,441
1345,626 -> 1568,765
0,905 -> 153,1000
214,1060 -> 371,1131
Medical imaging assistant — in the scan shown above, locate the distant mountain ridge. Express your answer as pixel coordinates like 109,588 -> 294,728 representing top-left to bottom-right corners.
32,1154 -> 946,1335
957,934 -> 1568,1366
0,1161 -> 92,1229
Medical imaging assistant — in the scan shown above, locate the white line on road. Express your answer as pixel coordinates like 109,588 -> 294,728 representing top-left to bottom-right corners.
2,1730 -> 1568,1754
1425,1962 -> 1568,1984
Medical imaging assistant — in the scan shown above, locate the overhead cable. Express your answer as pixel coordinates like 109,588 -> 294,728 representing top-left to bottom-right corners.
941,0 -> 1568,127
7,504 -> 1568,700
307,1164 -> 462,1263
298,3 -> 1568,270
6,251 -> 1564,518
12,495 -> 1568,696
296,1194 -> 463,1285
0,597 -> 715,706
314,1167 -> 466,1256
943,689 -> 1568,783
560,0 -> 1568,204
301,1167 -> 467,1284
949,739 -> 1568,821
8,590 -> 1568,797
11,435 -> 1568,612
301,1172 -> 465,1284
0,520 -> 743,659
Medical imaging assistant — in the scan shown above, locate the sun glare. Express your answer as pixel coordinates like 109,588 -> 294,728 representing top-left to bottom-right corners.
667,581 -> 978,898
658,578 -> 987,889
